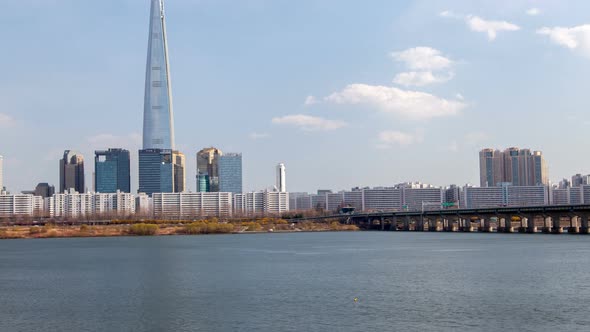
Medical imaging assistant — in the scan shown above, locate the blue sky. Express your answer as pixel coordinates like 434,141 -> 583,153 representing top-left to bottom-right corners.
2,0 -> 590,193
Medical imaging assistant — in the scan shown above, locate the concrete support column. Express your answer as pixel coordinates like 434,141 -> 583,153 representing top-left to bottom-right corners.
580,215 -> 589,234
462,218 -> 474,232
518,217 -> 528,233
569,216 -> 580,234
542,216 -> 552,233
526,216 -> 537,233
481,218 -> 492,233
428,218 -> 439,232
552,216 -> 563,234
380,217 -> 385,231
404,216 -> 410,231
390,216 -> 398,231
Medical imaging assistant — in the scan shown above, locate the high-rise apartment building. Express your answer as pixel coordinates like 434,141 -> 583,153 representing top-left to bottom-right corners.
479,148 -> 548,187
60,150 -> 85,193
196,147 -> 222,192
95,149 -> 131,193
138,149 -> 185,196
0,155 -> 3,191
276,163 -> 286,192
219,153 -> 242,193
143,0 -> 175,150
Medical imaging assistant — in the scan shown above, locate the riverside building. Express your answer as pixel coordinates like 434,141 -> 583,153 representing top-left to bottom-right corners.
59,150 -> 85,193
219,153 -> 242,194
479,148 -> 548,187
138,149 -> 185,196
95,149 -> 131,193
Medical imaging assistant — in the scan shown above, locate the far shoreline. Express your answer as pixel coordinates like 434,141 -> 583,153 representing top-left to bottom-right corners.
0,220 -> 359,241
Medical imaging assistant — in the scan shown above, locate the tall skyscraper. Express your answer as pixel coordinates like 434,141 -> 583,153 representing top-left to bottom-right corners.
60,150 -> 85,193
276,163 -> 286,193
479,148 -> 548,187
196,147 -> 223,192
479,149 -> 504,187
138,149 -> 185,196
0,155 -> 3,192
219,153 -> 243,193
95,149 -> 131,193
143,0 -> 175,150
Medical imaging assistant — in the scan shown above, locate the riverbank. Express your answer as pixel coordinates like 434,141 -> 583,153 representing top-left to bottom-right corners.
0,221 -> 359,240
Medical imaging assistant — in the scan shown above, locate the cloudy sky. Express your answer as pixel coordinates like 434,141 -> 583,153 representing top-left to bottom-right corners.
1,0 -> 590,193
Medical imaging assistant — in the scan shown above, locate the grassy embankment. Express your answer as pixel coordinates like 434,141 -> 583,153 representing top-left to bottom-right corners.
0,218 -> 358,240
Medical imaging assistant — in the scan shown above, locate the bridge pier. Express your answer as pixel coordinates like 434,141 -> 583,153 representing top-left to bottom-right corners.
428,218 -> 439,232
526,216 -> 537,233
403,216 -> 411,231
552,216 -> 563,234
389,216 -> 398,231
580,215 -> 590,234
542,216 -> 552,233
461,218 -> 474,232
480,218 -> 492,232
568,216 -> 580,234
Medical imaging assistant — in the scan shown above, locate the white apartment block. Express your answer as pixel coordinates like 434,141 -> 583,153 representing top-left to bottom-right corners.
152,192 -> 233,219
0,194 -> 43,218
47,190 -> 136,218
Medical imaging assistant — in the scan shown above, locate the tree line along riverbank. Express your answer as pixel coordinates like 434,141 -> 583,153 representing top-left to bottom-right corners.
0,218 -> 359,240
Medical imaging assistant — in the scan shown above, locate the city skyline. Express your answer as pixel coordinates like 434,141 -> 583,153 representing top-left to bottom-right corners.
2,1 -> 590,193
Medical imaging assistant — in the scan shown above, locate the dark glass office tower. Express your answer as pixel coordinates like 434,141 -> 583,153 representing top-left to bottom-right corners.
95,149 -> 131,193
138,149 -> 185,196
219,153 -> 243,193
59,150 -> 85,193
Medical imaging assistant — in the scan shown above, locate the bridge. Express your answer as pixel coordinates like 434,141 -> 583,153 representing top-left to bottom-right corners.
293,205 -> 590,234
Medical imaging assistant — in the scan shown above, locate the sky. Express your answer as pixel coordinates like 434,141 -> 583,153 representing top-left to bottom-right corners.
1,0 -> 590,194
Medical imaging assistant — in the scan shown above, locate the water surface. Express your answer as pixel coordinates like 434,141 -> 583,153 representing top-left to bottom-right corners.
1,232 -> 589,331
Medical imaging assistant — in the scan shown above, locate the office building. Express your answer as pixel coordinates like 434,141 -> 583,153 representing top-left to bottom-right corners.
34,183 -> 55,198
196,147 -> 222,192
276,163 -> 286,192
95,149 -> 131,193
138,149 -> 185,196
572,174 -> 590,187
0,155 -> 3,191
219,153 -> 242,193
143,0 -> 175,150
479,148 -> 548,187
59,150 -> 85,193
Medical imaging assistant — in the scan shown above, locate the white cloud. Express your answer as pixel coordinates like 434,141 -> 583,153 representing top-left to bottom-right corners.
324,84 -> 466,120
526,8 -> 541,16
537,24 -> 590,56
390,47 -> 452,71
466,15 -> 520,41
0,113 -> 16,128
304,95 -> 318,106
86,133 -> 142,149
393,71 -> 454,87
377,130 -> 424,148
440,11 -> 520,41
249,132 -> 270,140
272,114 -> 347,131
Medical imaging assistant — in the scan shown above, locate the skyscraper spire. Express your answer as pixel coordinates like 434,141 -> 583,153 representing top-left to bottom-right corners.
143,0 -> 175,149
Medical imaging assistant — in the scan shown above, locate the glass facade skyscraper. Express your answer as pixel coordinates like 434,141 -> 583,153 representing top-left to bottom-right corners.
196,147 -> 222,192
95,149 -> 131,193
139,149 -> 185,196
143,0 -> 175,150
219,153 -> 242,193
60,150 -> 85,193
